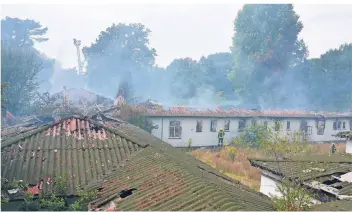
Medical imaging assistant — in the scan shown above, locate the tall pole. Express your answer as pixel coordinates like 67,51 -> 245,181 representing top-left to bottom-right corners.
73,38 -> 83,75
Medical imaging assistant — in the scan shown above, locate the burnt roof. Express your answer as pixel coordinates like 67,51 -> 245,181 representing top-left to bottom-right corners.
1,115 -> 145,196
1,114 -> 274,210
249,158 -> 352,181
312,199 -> 352,211
131,106 -> 352,118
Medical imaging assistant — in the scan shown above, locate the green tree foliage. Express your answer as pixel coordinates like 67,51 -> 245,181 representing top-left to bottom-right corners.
1,42 -> 42,115
306,44 -> 352,111
167,57 -> 204,99
1,16 -> 48,48
231,4 -> 308,108
83,23 -> 157,99
1,17 -> 54,93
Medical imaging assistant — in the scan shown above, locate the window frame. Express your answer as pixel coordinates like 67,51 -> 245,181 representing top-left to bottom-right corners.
169,120 -> 182,139
210,120 -> 217,132
286,121 -> 291,131
238,119 -> 245,132
224,120 -> 230,131
196,120 -> 203,132
274,121 -> 281,131
333,121 -> 337,131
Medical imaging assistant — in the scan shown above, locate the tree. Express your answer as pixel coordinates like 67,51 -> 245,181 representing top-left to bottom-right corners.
1,42 -> 42,115
199,52 -> 235,100
1,17 -> 53,92
83,23 -> 157,99
307,43 -> 352,111
230,4 -> 308,108
167,57 -> 205,99
1,16 -> 48,48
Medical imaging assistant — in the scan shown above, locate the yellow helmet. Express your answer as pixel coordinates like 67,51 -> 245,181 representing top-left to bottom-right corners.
220,128 -> 223,131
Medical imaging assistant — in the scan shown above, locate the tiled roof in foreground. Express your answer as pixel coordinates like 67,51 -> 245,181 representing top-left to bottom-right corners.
1,114 -> 274,210
88,147 -> 274,211
1,115 -> 146,195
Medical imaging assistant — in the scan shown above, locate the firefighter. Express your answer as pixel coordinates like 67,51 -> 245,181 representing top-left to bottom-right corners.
331,143 -> 336,154
218,128 -> 225,147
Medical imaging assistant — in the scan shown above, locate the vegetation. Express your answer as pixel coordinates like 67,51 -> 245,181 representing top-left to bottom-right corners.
192,122 -> 341,211
69,188 -> 98,211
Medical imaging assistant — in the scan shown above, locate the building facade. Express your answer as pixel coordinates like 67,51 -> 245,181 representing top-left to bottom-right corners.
146,109 -> 352,147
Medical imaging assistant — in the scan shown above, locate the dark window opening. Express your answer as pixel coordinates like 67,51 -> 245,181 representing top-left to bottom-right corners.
251,119 -> 257,127
306,126 -> 312,135
300,120 -> 308,132
238,120 -> 245,132
333,121 -> 337,130
263,121 -> 268,129
169,121 -> 182,138
322,178 -> 340,186
210,120 -> 217,132
342,122 -> 346,130
338,121 -> 342,130
274,121 -> 280,131
224,120 -> 230,131
317,120 -> 325,135
196,120 -> 203,132
286,121 -> 291,131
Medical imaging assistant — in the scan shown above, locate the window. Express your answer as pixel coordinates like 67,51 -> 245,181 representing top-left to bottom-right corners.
343,122 -> 346,130
196,120 -> 203,132
210,120 -> 217,132
251,119 -> 257,127
338,121 -> 342,130
274,121 -> 281,131
238,119 -> 245,132
263,121 -> 268,129
224,120 -> 230,131
169,121 -> 182,138
286,121 -> 291,131
333,121 -> 337,130
300,120 -> 307,131
306,126 -> 312,135
317,120 -> 325,135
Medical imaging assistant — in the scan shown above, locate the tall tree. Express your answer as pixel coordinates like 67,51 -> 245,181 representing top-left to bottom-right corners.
307,44 -> 352,111
167,58 -> 205,99
199,52 -> 235,99
1,17 -> 53,92
1,16 -> 48,48
230,4 -> 308,108
1,42 -> 42,115
83,23 -> 156,99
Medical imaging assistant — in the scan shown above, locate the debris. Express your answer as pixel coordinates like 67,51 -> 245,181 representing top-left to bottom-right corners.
54,149 -> 58,153
7,188 -> 19,194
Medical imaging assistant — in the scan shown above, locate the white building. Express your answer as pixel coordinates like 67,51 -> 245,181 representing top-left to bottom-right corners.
250,155 -> 352,205
146,107 -> 352,147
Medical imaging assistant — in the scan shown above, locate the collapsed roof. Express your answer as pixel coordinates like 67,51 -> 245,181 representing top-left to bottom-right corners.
249,157 -> 352,200
1,114 -> 274,211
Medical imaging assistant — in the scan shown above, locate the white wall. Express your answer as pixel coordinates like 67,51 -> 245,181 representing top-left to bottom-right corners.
260,171 -> 321,205
149,116 -> 351,147
260,174 -> 283,198
346,140 -> 352,154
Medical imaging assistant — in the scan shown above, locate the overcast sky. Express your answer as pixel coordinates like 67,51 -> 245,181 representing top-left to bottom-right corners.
2,4 -> 352,69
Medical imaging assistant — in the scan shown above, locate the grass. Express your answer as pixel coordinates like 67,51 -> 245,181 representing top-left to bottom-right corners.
190,143 -> 347,191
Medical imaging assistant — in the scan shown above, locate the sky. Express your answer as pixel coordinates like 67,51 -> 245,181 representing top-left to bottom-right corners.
2,3 -> 352,69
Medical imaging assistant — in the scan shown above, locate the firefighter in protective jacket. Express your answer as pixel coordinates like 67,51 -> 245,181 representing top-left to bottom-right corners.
218,128 -> 225,147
